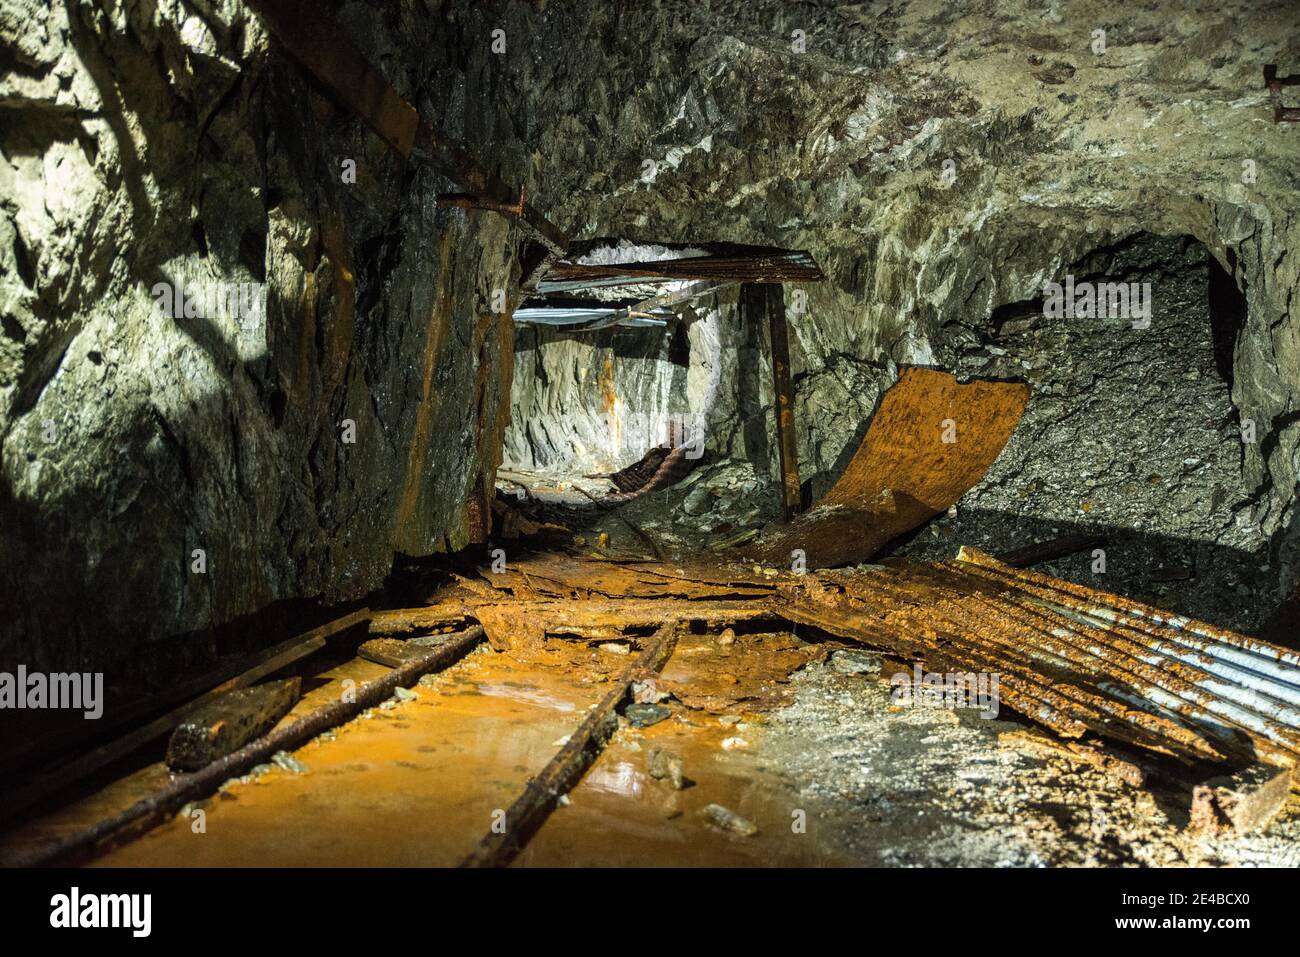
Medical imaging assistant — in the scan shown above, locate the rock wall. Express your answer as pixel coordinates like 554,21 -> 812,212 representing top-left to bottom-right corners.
0,0 -> 526,673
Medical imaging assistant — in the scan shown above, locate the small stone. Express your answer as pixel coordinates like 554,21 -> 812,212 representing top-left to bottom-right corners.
599,641 -> 630,655
551,734 -> 571,747
271,751 -> 307,774
721,736 -> 749,750
831,649 -> 883,675
647,747 -> 686,789
718,627 -> 736,647
700,803 -> 758,836
683,483 -> 713,515
718,714 -> 742,725
624,703 -> 672,728
393,686 -> 418,701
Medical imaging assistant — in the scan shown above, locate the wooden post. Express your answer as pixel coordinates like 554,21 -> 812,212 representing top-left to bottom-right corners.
743,284 -> 801,519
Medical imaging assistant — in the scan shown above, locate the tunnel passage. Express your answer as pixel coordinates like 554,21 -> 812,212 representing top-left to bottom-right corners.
896,233 -> 1269,634
500,240 -> 823,545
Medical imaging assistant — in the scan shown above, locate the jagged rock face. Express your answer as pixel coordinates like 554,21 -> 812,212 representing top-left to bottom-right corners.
497,0 -> 1300,601
0,1 -> 523,672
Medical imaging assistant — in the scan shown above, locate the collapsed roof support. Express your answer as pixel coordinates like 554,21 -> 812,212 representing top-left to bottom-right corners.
742,283 -> 801,519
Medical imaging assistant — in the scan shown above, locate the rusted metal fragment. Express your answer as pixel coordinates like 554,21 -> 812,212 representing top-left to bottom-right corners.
478,553 -> 774,602
472,599 -> 768,653
369,605 -> 469,635
165,678 -> 301,773
475,603 -> 545,652
1190,763 -> 1292,836
657,631 -> 827,713
357,637 -> 445,668
999,728 -> 1151,788
462,622 -> 680,867
745,368 -> 1030,567
1264,64 -> 1300,123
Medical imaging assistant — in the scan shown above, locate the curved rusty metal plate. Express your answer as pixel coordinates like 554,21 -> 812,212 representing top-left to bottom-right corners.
744,367 -> 1030,567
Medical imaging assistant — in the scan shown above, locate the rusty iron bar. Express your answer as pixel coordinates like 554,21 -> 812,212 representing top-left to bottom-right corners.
244,0 -> 568,253
461,621 -> 680,867
546,249 -> 824,285
437,187 -> 526,216
8,625 -> 486,868
742,283 -> 801,519
1264,65 -> 1300,123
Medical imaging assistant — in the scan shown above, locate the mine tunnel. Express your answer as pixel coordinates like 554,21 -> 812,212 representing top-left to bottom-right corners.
3,0 -> 1300,884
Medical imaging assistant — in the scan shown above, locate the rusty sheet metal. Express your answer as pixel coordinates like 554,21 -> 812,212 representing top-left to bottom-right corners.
776,549 -> 1300,770
745,368 -> 1030,567
477,553 -> 774,601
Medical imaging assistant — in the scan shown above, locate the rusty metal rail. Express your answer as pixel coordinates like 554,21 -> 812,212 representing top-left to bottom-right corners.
8,626 -> 485,867
461,621 -> 680,867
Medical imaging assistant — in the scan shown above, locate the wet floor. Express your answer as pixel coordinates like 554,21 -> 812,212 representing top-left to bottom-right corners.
3,629 -> 844,867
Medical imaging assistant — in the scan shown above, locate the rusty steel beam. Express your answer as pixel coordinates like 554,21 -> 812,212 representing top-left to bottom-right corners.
461,622 -> 680,867
244,0 -> 568,253
742,283 -> 801,518
1264,65 -> 1300,123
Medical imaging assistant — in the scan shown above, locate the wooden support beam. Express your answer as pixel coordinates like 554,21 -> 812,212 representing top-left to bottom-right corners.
743,283 -> 801,519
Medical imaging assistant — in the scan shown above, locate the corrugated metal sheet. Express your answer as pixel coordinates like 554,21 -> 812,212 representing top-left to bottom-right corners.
778,549 -> 1300,770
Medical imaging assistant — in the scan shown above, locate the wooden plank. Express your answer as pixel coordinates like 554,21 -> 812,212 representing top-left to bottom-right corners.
996,533 -> 1105,568
461,622 -> 680,867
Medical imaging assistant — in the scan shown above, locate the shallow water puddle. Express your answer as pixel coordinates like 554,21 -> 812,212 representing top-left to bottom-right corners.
90,647 -> 600,866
